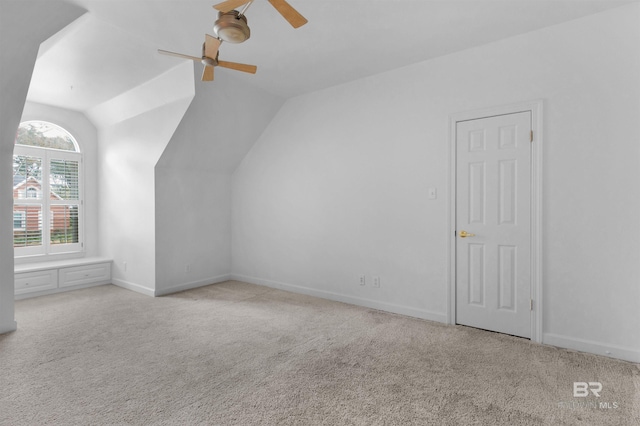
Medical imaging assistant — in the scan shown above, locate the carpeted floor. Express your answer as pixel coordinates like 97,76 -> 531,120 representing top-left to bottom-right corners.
1,281 -> 638,425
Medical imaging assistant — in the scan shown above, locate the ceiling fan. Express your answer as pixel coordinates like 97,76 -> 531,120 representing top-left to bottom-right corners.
212,0 -> 307,43
158,34 -> 257,82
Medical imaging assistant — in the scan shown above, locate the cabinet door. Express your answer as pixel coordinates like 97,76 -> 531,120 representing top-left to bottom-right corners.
59,263 -> 111,288
15,270 -> 58,295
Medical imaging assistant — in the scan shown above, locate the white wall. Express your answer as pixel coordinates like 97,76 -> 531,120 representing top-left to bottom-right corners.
232,4 -> 640,362
154,169 -> 232,295
17,101 -> 99,264
98,62 -> 283,296
0,1 -> 85,334
154,67 -> 285,295
98,63 -> 194,295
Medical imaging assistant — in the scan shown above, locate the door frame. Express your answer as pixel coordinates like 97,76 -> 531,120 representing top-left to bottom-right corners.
447,100 -> 543,343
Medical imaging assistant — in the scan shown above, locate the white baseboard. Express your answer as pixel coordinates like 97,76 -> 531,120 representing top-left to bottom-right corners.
231,273 -> 448,324
154,274 -> 232,296
113,274 -> 233,297
112,278 -> 155,297
543,333 -> 640,364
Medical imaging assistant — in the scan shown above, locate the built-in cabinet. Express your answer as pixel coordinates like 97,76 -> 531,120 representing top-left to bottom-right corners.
14,269 -> 58,295
15,258 -> 112,299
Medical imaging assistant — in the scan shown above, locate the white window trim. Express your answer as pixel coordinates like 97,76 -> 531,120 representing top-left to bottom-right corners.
13,143 -> 84,259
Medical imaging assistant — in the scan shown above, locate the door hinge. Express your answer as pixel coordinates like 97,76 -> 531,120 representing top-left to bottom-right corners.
530,299 -> 533,311
530,130 -> 534,143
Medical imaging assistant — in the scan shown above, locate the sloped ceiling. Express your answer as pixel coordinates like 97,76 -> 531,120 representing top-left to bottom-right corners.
29,13 -> 184,112
26,0 -> 634,112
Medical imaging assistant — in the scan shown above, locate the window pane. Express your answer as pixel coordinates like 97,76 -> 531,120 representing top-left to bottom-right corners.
13,212 -> 25,229
13,121 -> 83,258
50,159 -> 79,200
13,155 -> 42,200
16,121 -> 78,151
13,205 -> 42,247
50,205 -> 79,245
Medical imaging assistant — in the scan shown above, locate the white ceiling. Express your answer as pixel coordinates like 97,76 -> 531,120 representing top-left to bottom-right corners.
27,0 -> 633,112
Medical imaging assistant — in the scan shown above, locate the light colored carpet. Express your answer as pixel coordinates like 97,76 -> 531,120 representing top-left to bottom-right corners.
1,281 -> 638,425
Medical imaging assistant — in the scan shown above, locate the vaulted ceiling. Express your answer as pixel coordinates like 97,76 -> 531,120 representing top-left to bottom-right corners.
26,0 -> 633,112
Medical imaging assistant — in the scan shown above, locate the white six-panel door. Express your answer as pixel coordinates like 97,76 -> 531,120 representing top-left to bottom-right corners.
456,111 -> 532,338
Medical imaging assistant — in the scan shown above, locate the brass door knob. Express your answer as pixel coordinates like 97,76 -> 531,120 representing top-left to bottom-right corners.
459,230 -> 476,238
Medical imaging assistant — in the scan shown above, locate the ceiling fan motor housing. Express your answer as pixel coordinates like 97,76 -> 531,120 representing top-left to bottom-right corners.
214,10 -> 250,43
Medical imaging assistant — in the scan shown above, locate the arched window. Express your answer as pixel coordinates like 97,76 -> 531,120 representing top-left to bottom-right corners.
26,187 -> 38,198
13,121 -> 83,257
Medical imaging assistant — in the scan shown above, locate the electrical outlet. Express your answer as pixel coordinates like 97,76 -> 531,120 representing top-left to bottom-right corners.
185,264 -> 192,274
359,274 -> 366,286
123,261 -> 127,272
372,276 -> 380,288
428,187 -> 437,200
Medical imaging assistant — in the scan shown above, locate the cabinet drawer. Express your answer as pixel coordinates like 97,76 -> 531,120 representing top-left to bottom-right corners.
59,263 -> 111,288
15,270 -> 58,294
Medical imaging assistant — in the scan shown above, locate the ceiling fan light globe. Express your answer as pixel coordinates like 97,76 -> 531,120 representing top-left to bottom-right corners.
213,11 -> 250,43
216,26 -> 250,43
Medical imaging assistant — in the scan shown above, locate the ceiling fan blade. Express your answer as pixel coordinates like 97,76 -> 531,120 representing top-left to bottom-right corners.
202,65 -> 214,81
213,0 -> 250,13
158,49 -> 201,62
217,60 -> 257,74
268,0 -> 307,28
204,34 -> 221,59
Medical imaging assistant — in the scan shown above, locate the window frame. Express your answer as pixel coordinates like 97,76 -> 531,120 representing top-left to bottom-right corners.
13,122 -> 84,258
